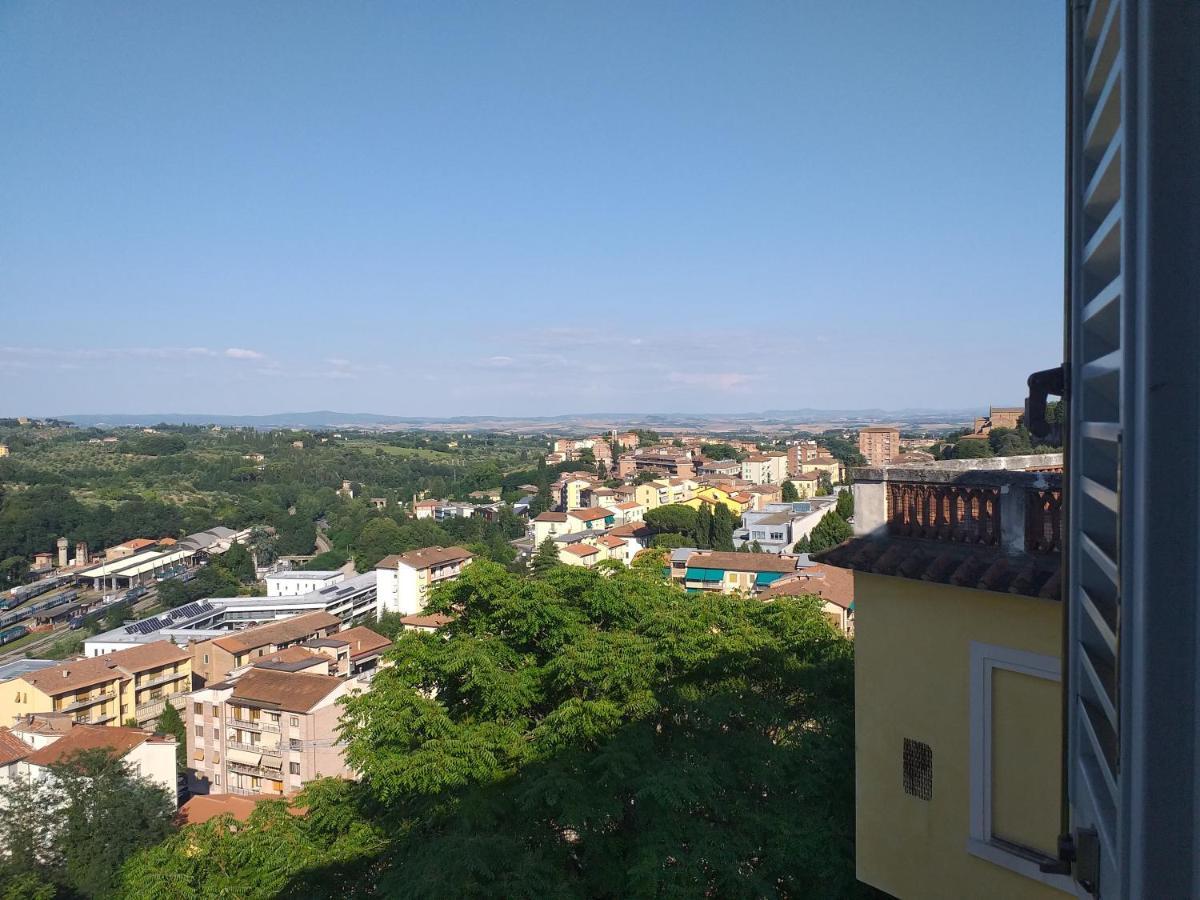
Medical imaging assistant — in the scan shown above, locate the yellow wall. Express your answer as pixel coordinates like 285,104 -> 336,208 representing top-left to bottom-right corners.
683,487 -> 743,515
0,679 -> 53,727
854,573 -> 1069,899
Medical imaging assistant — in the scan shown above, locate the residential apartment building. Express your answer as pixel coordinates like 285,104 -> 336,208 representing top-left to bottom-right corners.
633,477 -> 696,510
530,512 -> 569,545
611,501 -> 645,525
190,611 -> 341,687
788,472 -> 822,498
2,718 -> 177,799
0,641 -> 191,728
553,473 -> 598,510
740,452 -> 788,485
761,559 -> 855,635
672,551 -> 799,595
375,546 -> 473,616
187,668 -> 360,798
684,485 -> 751,515
697,458 -> 743,479
798,455 -> 843,485
857,427 -> 900,467
564,506 -> 615,532
819,454 -> 1069,898
786,440 -> 822,474
616,449 -> 696,480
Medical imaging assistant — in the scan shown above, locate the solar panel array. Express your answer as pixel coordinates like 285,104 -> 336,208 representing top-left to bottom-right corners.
121,600 -> 216,635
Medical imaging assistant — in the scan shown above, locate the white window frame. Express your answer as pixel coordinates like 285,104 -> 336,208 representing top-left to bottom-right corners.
967,641 -> 1074,892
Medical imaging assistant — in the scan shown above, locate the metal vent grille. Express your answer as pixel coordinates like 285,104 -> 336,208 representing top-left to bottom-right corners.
902,738 -> 933,801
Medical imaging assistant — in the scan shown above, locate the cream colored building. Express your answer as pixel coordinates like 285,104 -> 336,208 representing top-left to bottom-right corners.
0,641 -> 191,728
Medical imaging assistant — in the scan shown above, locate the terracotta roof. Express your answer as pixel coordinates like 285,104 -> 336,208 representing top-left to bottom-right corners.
814,537 -> 1062,601
24,725 -> 153,768
376,546 -> 473,570
252,646 -> 329,672
0,727 -> 33,767
744,454 -> 771,463
230,668 -> 344,713
563,543 -> 600,557
320,625 -> 392,659
120,538 -> 158,551
860,427 -> 900,433
399,612 -> 454,630
97,640 -> 190,674
614,502 -> 641,510
686,551 -> 797,574
595,535 -> 627,549
212,612 -> 341,654
610,522 -> 653,538
761,563 -> 855,609
532,512 -> 568,523
178,794 -> 305,825
21,641 -> 188,695
568,507 -> 614,522
791,472 -> 821,481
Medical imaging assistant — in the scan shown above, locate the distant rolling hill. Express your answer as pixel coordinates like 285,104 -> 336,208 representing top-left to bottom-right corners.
57,408 -> 981,432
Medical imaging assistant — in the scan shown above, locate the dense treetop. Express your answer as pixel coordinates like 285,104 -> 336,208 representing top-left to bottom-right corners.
117,561 -> 865,898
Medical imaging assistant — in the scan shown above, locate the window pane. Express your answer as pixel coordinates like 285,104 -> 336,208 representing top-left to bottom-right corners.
990,668 -> 1060,857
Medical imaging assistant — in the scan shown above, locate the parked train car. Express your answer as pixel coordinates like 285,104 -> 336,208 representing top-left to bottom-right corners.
0,625 -> 29,647
2,577 -> 60,609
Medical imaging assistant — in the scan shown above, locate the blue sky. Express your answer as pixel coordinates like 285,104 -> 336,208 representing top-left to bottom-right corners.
1,2 -> 1064,417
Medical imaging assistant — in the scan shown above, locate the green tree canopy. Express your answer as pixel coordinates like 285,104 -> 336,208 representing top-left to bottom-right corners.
806,512 -> 853,553
781,480 -> 800,502
643,504 -> 698,537
530,536 -> 562,578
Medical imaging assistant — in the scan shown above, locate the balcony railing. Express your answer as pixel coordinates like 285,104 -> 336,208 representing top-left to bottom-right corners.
228,717 -> 280,733
135,670 -> 186,692
59,690 -> 118,713
1025,489 -> 1064,553
852,454 -> 1065,557
227,739 -> 282,756
886,483 -> 1002,546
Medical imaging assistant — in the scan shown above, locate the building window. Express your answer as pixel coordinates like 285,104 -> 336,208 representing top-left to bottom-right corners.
289,762 -> 300,775
967,642 -> 1072,891
290,716 -> 299,727
203,653 -> 209,665
213,727 -> 219,740
193,702 -> 202,715
214,774 -> 220,785
194,724 -> 203,738
902,738 -> 932,800
289,738 -> 301,750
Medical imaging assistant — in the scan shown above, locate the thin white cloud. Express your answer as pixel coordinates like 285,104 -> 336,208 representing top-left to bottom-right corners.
667,371 -> 756,391
225,348 -> 265,360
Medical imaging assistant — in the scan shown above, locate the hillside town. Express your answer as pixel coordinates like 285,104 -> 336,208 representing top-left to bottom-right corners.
0,414 -> 1038,795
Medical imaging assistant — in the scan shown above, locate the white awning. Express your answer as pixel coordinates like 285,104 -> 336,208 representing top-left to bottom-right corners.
260,755 -> 283,769
226,748 -> 262,766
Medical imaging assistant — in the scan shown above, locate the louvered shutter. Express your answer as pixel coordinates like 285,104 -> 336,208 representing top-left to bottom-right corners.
1066,1 -> 1199,896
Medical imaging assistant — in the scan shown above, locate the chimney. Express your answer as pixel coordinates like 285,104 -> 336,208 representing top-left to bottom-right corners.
62,669 -> 70,678
75,541 -> 88,566
57,537 -> 69,568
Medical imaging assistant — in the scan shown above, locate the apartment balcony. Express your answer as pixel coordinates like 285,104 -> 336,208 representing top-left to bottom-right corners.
59,690 -> 118,714
819,454 -> 1064,601
135,671 -> 187,692
228,717 -> 280,733
227,739 -> 282,757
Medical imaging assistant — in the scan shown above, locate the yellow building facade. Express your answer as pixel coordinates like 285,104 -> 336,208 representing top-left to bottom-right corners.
821,453 -> 1071,899
0,640 -> 191,728
853,575 -> 1070,899
682,485 -> 747,515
